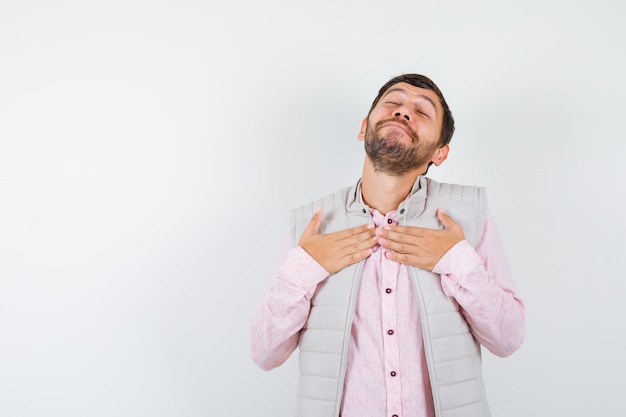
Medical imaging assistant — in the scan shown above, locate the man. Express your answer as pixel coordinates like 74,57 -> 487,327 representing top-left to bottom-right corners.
250,74 -> 525,417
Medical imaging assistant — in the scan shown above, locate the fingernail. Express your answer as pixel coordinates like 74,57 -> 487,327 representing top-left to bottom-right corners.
367,223 -> 375,229
384,225 -> 392,230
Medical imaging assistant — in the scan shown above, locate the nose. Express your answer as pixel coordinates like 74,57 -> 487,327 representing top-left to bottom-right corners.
394,111 -> 410,121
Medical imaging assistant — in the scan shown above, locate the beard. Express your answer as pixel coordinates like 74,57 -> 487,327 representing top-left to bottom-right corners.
364,118 -> 439,176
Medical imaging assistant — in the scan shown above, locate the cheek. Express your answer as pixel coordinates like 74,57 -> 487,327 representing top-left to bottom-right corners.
370,107 -> 391,122
418,122 -> 439,141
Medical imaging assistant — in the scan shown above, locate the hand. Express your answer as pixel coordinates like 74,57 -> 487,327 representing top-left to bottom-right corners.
377,209 -> 465,271
298,208 -> 377,274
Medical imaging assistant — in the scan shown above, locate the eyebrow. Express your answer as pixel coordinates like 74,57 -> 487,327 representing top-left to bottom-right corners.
383,87 -> 439,115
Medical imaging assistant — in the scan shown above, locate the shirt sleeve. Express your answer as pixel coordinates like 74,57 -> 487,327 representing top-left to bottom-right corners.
432,209 -> 526,357
249,233 -> 329,371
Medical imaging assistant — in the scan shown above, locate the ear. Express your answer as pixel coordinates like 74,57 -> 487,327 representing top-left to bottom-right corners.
430,144 -> 449,166
357,118 -> 367,141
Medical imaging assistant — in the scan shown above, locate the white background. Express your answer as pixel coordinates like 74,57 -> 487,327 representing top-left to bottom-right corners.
1,1 -> 625,415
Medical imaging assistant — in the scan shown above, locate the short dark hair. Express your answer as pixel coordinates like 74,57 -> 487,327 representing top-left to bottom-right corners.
368,74 -> 455,147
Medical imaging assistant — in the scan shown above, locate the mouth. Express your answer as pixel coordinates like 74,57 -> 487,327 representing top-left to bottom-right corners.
383,121 -> 410,134
377,120 -> 417,142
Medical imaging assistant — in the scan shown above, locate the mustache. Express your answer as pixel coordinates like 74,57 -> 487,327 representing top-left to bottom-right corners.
374,118 -> 419,142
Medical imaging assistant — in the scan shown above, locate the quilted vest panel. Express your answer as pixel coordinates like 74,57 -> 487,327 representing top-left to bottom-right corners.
289,176 -> 490,417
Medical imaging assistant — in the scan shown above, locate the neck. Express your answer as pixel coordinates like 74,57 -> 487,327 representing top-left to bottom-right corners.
360,158 -> 425,215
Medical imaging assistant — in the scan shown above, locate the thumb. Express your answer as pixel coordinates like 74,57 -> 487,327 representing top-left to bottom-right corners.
436,208 -> 455,230
303,207 -> 323,237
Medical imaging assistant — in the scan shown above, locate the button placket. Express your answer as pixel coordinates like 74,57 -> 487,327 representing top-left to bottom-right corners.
381,251 -> 402,414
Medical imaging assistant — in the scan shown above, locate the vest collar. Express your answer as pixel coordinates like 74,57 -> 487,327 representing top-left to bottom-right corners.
346,176 -> 430,223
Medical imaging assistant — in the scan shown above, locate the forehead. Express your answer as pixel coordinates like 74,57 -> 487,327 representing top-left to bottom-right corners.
380,82 -> 442,112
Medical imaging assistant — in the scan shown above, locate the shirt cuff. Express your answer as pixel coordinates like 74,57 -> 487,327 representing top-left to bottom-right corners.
433,240 -> 488,293
278,246 -> 330,296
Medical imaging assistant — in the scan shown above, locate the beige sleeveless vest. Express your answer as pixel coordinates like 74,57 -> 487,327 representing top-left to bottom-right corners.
289,176 -> 490,417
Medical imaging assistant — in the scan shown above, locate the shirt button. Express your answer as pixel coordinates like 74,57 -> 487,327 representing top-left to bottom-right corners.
387,329 -> 394,335
362,208 -> 367,214
385,288 -> 392,294
390,371 -> 397,377
400,208 -> 405,214
387,218 -> 393,224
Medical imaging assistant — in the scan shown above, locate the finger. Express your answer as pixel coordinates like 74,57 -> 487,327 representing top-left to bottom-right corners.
383,224 -> 427,237
339,247 -> 374,264
379,226 -> 422,244
302,207 -> 323,237
353,233 -> 379,251
347,224 -> 377,243
335,232 -> 378,258
377,236 -> 416,255
332,222 -> 376,241
384,250 -> 421,267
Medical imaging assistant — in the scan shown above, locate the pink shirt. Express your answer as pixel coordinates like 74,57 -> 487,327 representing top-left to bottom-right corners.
250,204 -> 525,417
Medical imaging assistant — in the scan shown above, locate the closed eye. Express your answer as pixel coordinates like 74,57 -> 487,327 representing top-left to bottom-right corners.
415,108 -> 432,118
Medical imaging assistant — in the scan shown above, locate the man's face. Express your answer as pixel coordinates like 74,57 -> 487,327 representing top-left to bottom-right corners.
360,82 -> 446,176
